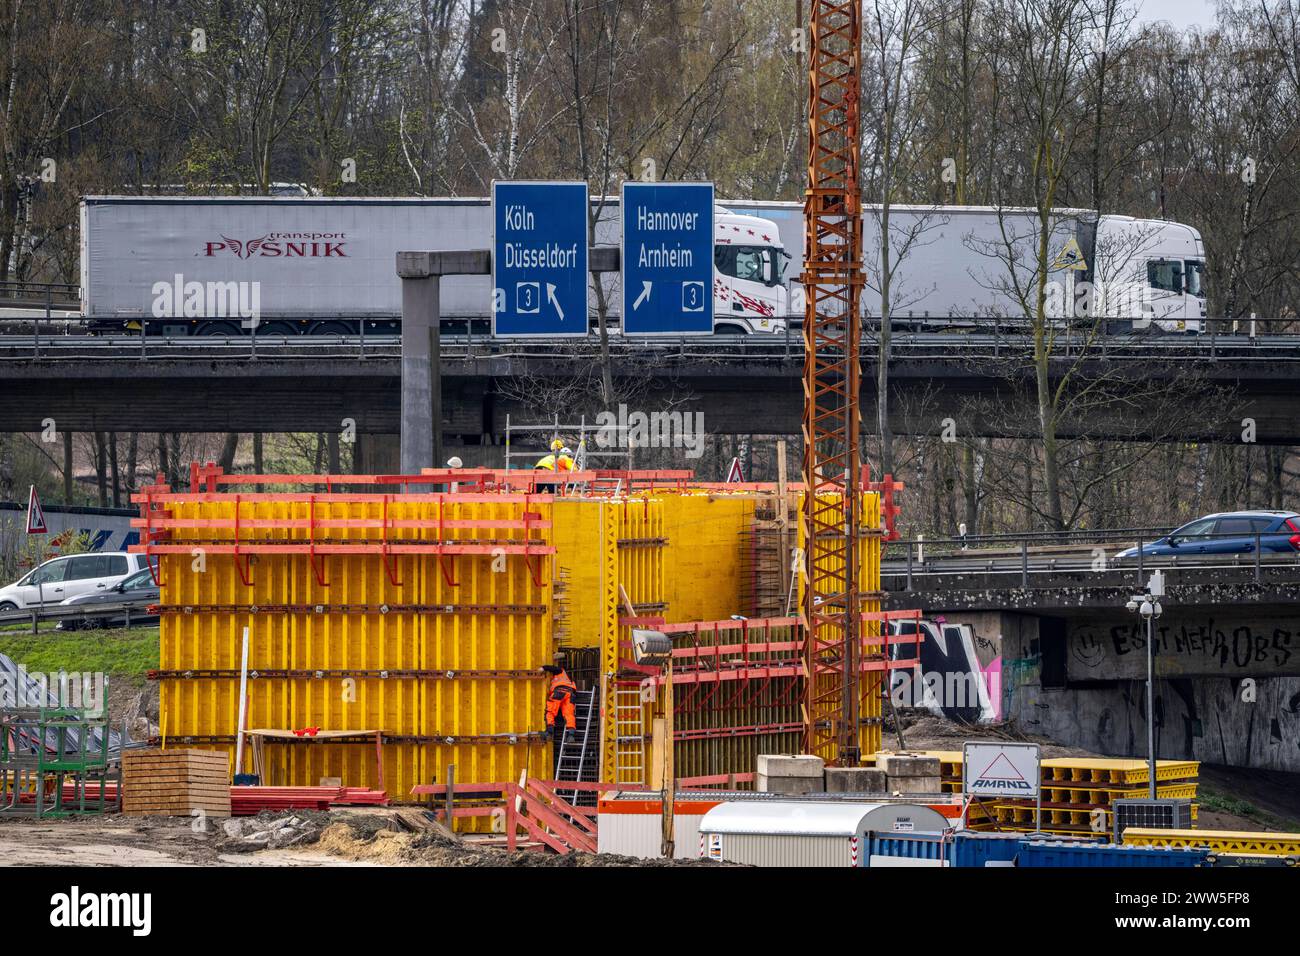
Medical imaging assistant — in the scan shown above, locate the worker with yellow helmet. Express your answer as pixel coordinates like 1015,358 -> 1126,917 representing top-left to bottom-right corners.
535,438 -> 576,472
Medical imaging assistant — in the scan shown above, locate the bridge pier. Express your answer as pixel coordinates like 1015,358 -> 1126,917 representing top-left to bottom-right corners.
397,253 -> 472,474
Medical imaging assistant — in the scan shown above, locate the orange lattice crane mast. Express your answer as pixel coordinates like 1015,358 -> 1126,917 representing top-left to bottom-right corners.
801,0 -> 865,766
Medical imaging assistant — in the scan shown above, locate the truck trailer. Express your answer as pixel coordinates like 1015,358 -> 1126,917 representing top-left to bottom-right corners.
79,195 -> 1206,335
78,195 -> 791,336
738,201 -> 1207,331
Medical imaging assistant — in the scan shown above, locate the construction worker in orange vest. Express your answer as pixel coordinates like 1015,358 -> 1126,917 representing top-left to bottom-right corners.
534,439 -> 575,473
541,663 -> 577,742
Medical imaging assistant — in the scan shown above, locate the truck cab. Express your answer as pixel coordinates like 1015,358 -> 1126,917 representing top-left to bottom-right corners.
711,209 -> 790,334
1093,216 -> 1207,332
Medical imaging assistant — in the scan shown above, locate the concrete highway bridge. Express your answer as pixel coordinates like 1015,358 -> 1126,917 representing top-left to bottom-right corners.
1,329 -> 1298,444
881,537 -> 1300,775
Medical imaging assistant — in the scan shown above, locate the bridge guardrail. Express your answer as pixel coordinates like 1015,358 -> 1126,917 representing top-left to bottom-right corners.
884,528 -> 1300,590
0,280 -> 79,311
0,599 -> 157,635
1,314 -> 1300,362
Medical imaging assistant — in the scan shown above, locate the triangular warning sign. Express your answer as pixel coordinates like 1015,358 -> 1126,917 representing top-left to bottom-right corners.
725,457 -> 745,483
26,485 -> 47,534
977,752 -> 1027,783
1053,236 -> 1088,271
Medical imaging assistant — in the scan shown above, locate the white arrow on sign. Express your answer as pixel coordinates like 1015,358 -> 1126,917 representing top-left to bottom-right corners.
546,283 -> 565,322
632,281 -> 653,311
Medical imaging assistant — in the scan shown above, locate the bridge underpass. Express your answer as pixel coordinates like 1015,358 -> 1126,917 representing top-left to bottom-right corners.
2,336 -> 1299,446
883,559 -> 1300,775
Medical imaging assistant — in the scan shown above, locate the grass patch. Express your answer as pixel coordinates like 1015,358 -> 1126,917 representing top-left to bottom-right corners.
0,625 -> 159,686
1199,788 -> 1300,833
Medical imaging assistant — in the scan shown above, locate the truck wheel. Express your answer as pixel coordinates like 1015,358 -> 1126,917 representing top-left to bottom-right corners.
311,321 -> 351,336
255,321 -> 297,337
714,324 -> 746,335
196,321 -> 241,336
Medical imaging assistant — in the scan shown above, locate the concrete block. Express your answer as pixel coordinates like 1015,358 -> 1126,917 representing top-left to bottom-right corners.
876,753 -> 941,777
756,754 -> 825,778
758,773 -> 825,795
824,767 -> 888,794
887,775 -> 943,795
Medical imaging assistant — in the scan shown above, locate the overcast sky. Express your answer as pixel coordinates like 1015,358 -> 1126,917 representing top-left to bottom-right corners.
1136,0 -> 1218,31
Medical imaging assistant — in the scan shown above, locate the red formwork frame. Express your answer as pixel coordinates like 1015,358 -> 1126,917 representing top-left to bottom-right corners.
614,612 -> 924,743
131,467 -> 556,589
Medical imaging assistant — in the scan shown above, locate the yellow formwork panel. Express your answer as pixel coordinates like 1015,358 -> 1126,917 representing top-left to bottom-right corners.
656,493 -> 753,623
617,497 -> 665,618
154,495 -> 554,807
551,499 -> 605,648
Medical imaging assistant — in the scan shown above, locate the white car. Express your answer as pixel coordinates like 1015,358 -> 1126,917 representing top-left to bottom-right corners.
0,552 -> 152,612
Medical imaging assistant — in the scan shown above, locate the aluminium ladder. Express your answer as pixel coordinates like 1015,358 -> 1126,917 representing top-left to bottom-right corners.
554,689 -> 599,806
613,683 -> 647,787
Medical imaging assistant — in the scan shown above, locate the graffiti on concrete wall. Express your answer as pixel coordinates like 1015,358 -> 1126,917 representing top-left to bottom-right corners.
890,619 -> 1000,723
1006,674 -> 1300,773
1068,617 -> 1298,680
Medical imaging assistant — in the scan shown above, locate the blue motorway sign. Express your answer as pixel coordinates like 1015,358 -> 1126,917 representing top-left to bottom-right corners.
621,182 -> 715,334
492,181 -> 589,336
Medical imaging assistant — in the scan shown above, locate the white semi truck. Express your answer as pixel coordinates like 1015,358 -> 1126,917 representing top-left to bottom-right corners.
79,196 -> 791,335
738,201 -> 1208,331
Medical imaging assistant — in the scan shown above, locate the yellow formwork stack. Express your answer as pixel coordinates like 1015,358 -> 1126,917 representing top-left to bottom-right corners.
144,491 -> 556,805
147,477 -> 890,802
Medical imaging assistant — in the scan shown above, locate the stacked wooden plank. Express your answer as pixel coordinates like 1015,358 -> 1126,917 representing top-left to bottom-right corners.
122,748 -> 231,818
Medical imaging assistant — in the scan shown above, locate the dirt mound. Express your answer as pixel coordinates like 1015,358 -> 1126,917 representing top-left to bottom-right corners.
314,823 -> 412,864
891,711 -> 1096,758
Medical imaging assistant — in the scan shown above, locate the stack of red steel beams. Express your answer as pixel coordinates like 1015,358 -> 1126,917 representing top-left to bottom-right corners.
229,786 -> 389,816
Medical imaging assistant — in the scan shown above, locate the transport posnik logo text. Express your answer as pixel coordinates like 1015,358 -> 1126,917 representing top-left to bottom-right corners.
50,886 -> 151,937
151,273 -> 260,326
203,232 -> 349,258
0,667 -> 106,717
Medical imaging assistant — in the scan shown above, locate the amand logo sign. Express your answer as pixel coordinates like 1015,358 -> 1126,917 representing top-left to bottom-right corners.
970,752 -> 1034,793
962,742 -> 1040,800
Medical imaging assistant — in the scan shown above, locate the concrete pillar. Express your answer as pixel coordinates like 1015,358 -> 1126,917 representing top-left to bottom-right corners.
398,267 -> 440,475
397,251 -> 491,477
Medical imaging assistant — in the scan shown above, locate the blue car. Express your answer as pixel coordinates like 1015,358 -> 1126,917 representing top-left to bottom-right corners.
1116,510 -> 1300,558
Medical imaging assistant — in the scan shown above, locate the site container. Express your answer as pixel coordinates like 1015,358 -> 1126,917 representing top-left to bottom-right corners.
698,801 -> 948,867
866,833 -> 949,867
951,832 -> 1030,868
1017,840 -> 1209,868
596,792 -> 719,860
866,831 -> 1033,867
